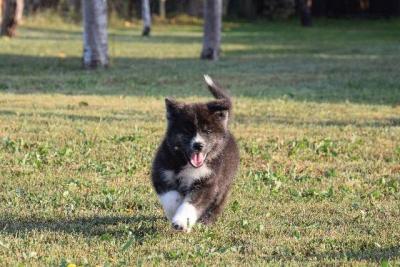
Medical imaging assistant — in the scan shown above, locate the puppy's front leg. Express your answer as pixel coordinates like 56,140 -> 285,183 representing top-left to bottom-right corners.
172,185 -> 217,232
171,199 -> 199,232
158,190 -> 183,221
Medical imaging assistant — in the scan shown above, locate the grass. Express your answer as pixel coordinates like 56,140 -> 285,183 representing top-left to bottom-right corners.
0,14 -> 400,265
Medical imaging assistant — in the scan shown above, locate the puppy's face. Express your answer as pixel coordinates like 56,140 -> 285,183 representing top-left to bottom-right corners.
165,98 -> 230,168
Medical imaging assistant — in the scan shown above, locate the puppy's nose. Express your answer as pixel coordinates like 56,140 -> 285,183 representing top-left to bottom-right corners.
193,142 -> 204,151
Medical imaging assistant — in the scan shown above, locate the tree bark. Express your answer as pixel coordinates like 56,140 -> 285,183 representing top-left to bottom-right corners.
128,0 -> 135,20
82,0 -> 109,69
142,0 -> 151,36
241,0 -> 256,18
299,0 -> 312,26
1,0 -> 24,37
187,0 -> 203,17
159,0 -> 166,19
200,0 -> 222,61
0,0 -> 3,24
70,0 -> 81,15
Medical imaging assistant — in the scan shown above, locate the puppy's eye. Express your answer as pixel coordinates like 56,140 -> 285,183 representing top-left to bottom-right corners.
205,129 -> 212,134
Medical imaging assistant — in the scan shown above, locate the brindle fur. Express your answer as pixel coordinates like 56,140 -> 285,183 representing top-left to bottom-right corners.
152,76 -> 239,228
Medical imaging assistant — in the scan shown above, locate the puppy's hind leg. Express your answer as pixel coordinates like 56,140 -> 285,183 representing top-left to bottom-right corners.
200,191 -> 229,225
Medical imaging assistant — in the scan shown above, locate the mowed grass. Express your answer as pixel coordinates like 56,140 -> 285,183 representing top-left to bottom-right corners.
1,15 -> 400,265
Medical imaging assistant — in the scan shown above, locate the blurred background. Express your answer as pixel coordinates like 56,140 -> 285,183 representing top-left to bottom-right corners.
1,2 -> 400,265
1,0 -> 400,103
2,0 -> 400,23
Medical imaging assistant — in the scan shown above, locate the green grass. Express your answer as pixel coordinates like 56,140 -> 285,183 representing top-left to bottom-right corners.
0,15 -> 400,266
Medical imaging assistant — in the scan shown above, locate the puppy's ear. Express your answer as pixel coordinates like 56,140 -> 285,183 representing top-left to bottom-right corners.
207,99 -> 230,128
165,98 -> 182,120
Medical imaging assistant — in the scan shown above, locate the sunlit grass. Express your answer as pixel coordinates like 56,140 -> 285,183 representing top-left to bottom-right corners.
0,15 -> 399,266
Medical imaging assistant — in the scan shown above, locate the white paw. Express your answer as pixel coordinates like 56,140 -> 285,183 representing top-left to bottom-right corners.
171,202 -> 198,232
158,191 -> 183,221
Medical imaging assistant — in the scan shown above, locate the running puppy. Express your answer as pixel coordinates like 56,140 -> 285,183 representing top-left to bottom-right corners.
151,75 -> 240,232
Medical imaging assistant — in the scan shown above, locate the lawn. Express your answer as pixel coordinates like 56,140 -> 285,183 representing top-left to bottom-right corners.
0,15 -> 400,265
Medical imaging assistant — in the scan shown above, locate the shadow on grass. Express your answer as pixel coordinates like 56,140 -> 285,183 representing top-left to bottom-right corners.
0,214 -> 162,239
314,245 -> 400,262
2,19 -> 399,105
1,109 -> 399,128
20,26 -> 203,43
22,26 -> 83,36
0,53 -> 399,106
261,245 -> 400,263
0,109 -> 160,122
235,114 -> 400,128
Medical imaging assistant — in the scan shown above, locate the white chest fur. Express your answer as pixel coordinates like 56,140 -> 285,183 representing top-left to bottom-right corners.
163,164 -> 212,188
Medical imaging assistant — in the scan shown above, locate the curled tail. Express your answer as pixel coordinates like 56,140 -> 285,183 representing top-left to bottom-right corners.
204,74 -> 230,100
203,75 -> 232,109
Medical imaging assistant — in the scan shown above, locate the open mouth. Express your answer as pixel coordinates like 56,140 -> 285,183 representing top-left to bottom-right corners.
187,152 -> 207,168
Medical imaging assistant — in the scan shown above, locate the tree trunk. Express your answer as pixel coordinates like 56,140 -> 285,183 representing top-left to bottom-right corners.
142,0 -> 151,36
1,0 -> 24,37
241,0 -> 256,18
200,0 -> 222,61
70,0 -> 81,14
299,0 -> 312,26
128,0 -> 135,20
0,0 -> 3,24
222,0 -> 229,16
25,0 -> 40,15
176,0 -> 185,14
186,0 -> 203,17
82,0 -> 109,69
159,0 -> 166,19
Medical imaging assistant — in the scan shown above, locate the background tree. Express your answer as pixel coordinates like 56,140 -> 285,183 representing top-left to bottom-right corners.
82,0 -> 109,69
298,0 -> 312,26
159,0 -> 166,19
186,0 -> 203,17
0,0 -> 3,23
142,0 -> 151,36
201,0 -> 222,60
11,0 -> 400,21
1,0 -> 24,37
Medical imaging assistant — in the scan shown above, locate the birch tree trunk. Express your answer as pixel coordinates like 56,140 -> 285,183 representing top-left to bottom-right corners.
299,0 -> 312,27
1,0 -> 24,37
141,0 -> 151,36
0,0 -> 3,24
82,0 -> 109,69
200,0 -> 222,60
159,0 -> 166,19
187,0 -> 203,17
70,0 -> 81,15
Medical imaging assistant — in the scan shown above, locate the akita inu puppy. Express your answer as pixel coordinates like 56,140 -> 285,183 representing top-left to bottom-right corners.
152,75 -> 239,232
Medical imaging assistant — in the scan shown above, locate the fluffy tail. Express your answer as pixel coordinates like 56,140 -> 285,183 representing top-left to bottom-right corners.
203,75 -> 232,107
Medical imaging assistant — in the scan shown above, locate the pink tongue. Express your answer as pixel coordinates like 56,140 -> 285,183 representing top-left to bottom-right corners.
190,152 -> 204,168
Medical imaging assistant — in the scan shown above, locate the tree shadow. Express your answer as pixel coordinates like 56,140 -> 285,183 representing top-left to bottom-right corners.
313,245 -> 400,262
262,245 -> 400,263
1,109 -> 398,128
235,114 -> 400,128
0,53 -> 399,106
0,109 -> 160,122
2,18 -> 400,106
0,214 -> 163,239
21,26 -> 202,44
23,26 -> 83,36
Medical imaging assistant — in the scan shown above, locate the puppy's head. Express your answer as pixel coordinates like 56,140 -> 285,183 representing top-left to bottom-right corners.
164,98 -> 230,168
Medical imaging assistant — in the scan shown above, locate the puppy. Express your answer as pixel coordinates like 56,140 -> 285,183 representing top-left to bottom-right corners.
151,75 -> 239,232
